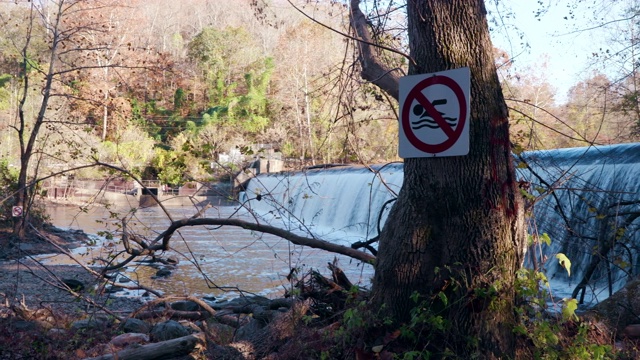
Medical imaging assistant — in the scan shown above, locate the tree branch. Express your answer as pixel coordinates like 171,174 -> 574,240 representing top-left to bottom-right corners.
349,0 -> 402,101
157,217 -> 376,264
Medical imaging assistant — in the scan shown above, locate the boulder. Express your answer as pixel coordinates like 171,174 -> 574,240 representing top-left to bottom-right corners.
171,300 -> 202,312
590,277 -> 640,335
154,268 -> 172,278
121,318 -> 151,334
150,320 -> 190,341
71,317 -> 108,331
12,320 -> 37,332
204,320 -> 235,344
104,285 -> 124,294
62,278 -> 85,292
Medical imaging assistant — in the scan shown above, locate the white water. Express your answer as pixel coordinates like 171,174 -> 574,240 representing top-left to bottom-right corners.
519,143 -> 640,305
43,144 -> 639,305
243,144 -> 640,307
241,164 -> 403,244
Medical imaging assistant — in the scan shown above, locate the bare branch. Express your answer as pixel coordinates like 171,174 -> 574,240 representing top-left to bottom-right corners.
156,217 -> 376,264
349,0 -> 402,101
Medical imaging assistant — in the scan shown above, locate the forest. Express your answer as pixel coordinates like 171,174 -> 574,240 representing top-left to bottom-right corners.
0,0 -> 638,188
1,0 -> 640,359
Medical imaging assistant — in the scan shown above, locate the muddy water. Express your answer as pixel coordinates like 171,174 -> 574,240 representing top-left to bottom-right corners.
45,203 -> 372,300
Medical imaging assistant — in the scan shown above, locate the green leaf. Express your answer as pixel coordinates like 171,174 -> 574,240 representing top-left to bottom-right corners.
438,291 -> 448,306
540,233 -> 551,246
512,144 -> 525,155
562,298 -> 579,321
556,253 -> 572,277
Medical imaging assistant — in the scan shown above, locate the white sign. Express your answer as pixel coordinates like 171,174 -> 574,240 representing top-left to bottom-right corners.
12,206 -> 23,217
399,67 -> 470,158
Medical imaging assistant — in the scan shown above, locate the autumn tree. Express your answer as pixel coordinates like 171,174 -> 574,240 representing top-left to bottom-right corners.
501,56 -> 563,150
6,0 -> 161,238
560,73 -> 614,146
350,0 -> 525,357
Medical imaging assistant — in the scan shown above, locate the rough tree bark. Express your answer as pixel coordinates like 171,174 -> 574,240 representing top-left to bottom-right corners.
351,0 -> 525,358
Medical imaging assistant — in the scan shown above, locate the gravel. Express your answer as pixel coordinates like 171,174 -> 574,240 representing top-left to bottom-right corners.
0,258 -> 144,317
0,226 -> 144,318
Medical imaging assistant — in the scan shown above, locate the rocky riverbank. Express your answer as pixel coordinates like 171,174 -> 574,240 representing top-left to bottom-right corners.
0,225 -> 354,359
0,226 -> 144,316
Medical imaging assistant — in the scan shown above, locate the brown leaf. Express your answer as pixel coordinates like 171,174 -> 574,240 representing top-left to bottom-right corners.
383,329 -> 401,344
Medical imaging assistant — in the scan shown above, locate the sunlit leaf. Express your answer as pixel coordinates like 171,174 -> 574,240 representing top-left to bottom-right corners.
556,253 -> 572,277
534,186 -> 546,194
540,233 -> 551,246
512,144 -> 525,155
562,298 -> 579,321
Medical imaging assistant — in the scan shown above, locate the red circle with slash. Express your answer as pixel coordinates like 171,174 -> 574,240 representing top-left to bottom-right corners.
402,75 -> 467,154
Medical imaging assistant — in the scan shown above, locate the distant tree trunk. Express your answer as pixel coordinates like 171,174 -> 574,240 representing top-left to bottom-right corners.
351,0 -> 525,357
13,1 -> 61,239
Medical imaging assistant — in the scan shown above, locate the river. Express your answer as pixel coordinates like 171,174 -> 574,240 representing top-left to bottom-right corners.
45,202 -> 373,300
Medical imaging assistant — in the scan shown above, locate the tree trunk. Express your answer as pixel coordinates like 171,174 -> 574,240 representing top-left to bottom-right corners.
12,1 -> 61,239
366,1 -> 525,358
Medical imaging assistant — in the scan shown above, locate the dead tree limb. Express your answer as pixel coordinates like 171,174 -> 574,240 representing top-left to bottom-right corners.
160,218 -> 376,264
101,216 -> 374,273
83,332 -> 206,360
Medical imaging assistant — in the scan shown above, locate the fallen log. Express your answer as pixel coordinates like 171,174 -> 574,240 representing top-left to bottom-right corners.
83,332 -> 206,360
130,296 -> 217,320
135,309 -> 212,321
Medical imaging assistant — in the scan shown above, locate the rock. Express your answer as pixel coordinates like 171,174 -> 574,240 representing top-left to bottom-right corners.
47,328 -> 66,339
17,243 -> 38,253
121,318 -> 151,334
71,318 -> 108,331
203,295 -> 217,302
12,320 -> 37,332
171,300 -> 202,312
204,320 -> 235,344
591,277 -> 640,334
228,341 -> 256,359
210,295 -> 270,311
104,285 -> 124,293
234,318 -> 266,342
118,276 -> 132,283
179,320 -> 203,333
269,298 -> 294,309
109,332 -> 149,347
154,268 -> 172,277
252,307 -> 275,323
62,278 -> 85,291
622,324 -> 640,338
210,342 -> 256,360
150,320 -> 190,341
166,256 -> 179,265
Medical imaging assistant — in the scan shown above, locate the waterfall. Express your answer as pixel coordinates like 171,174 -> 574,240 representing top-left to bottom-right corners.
519,143 -> 640,305
242,164 -> 403,245
242,143 -> 640,305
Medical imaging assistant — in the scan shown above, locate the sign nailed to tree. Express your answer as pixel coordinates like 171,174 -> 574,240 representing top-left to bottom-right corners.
399,67 -> 470,158
12,206 -> 23,217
